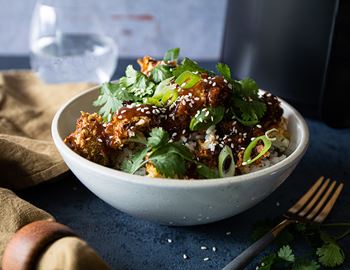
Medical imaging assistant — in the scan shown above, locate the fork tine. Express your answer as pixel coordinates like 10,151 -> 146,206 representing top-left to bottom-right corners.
306,180 -> 337,220
288,176 -> 324,214
298,178 -> 330,217
313,182 -> 344,223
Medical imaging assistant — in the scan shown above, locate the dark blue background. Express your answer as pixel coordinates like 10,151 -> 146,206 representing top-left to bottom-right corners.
2,57 -> 349,270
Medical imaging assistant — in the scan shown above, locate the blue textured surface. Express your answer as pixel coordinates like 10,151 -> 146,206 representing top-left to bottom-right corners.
3,57 -> 349,270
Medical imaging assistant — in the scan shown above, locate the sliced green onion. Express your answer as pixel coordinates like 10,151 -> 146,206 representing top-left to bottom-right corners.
196,163 -> 219,179
144,77 -> 178,106
218,145 -> 235,177
265,128 -> 278,141
161,90 -> 178,104
189,106 -> 225,131
175,71 -> 201,89
243,135 -> 272,165
143,97 -> 162,106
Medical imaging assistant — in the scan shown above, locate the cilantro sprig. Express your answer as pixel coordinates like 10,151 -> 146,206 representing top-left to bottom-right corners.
121,128 -> 192,178
216,63 -> 267,126
93,65 -> 156,121
252,221 -> 349,269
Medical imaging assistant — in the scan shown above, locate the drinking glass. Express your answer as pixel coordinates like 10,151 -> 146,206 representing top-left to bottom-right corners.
29,0 -> 118,84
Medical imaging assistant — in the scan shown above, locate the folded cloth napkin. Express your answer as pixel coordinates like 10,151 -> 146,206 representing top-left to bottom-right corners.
0,71 -> 110,270
0,71 -> 93,189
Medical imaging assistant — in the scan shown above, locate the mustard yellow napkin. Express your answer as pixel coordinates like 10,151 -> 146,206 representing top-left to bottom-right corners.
0,71 -> 110,269
0,71 -> 92,189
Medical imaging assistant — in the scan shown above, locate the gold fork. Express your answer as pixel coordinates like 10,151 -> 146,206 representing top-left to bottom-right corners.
222,176 -> 344,270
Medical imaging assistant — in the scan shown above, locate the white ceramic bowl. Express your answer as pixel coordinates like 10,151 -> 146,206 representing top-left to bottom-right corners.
52,86 -> 309,226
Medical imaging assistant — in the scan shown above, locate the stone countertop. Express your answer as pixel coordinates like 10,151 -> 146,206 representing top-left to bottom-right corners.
2,57 -> 349,270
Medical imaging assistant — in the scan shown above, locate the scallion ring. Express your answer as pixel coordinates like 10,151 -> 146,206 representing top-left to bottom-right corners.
265,128 -> 279,141
243,135 -> 272,165
218,145 -> 235,177
175,71 -> 201,89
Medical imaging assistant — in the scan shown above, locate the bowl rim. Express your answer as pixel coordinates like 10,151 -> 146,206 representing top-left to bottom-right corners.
52,85 -> 309,188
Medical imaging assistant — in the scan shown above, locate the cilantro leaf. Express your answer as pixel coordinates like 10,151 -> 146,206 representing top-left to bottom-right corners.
150,152 -> 186,178
163,48 -> 180,62
151,143 -> 193,162
233,97 -> 267,126
173,57 -> 213,78
93,83 -> 126,122
278,245 -> 295,262
147,128 -> 169,148
216,63 -> 232,82
149,142 -> 193,178
292,259 -> 320,270
150,65 -> 173,83
121,147 -> 149,174
123,65 -> 155,98
316,240 -> 345,267
236,78 -> 260,98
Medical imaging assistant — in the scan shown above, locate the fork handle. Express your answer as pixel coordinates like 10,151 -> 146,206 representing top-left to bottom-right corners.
221,231 -> 275,270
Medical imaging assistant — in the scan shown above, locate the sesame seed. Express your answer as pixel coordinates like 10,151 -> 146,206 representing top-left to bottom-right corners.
226,231 -> 231,235
136,108 -> 141,111
167,239 -> 172,243
183,254 -> 188,259
242,162 -> 247,166
256,124 -> 262,128
205,111 -> 210,117
211,116 -> 214,121
182,100 -> 186,106
231,143 -> 234,148
194,97 -> 200,101
201,246 -> 207,250
209,81 -> 212,85
117,115 -> 123,119
212,247 -> 217,252
146,111 -> 151,114
172,132 -> 177,137
261,262 -> 265,266
224,79 -> 228,83
203,257 -> 210,261
203,79 -> 208,83
276,201 -> 280,207
121,110 -> 126,114
212,82 -> 216,87
181,82 -> 186,87
97,138 -> 103,142
182,129 -> 186,134
193,71 -> 198,74
228,83 -> 233,89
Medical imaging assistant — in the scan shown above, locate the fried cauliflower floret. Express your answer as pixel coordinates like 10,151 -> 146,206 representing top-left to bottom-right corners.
64,112 -> 109,165
137,56 -> 161,76
105,113 -> 154,149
